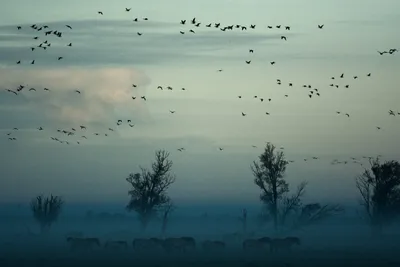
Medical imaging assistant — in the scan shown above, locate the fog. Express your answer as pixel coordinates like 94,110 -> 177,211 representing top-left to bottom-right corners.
1,204 -> 400,267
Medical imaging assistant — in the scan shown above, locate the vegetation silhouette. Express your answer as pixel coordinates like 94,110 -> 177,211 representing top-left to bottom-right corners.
126,149 -> 176,231
30,194 -> 64,234
12,146 -> 400,266
161,200 -> 175,238
251,142 -> 342,233
356,157 -> 400,236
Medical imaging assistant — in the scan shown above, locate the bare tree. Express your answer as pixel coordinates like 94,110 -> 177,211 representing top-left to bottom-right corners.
279,181 -> 308,226
251,142 -> 291,231
30,194 -> 64,234
238,208 -> 247,234
292,203 -> 343,230
161,200 -> 175,238
356,157 -> 400,236
256,205 -> 271,229
250,143 -> 341,231
126,150 -> 176,231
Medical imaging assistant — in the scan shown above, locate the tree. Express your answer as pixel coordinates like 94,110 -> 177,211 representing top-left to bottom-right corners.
355,157 -> 400,236
291,202 -> 343,230
279,181 -> 308,226
238,208 -> 247,234
126,149 -> 176,231
161,200 -> 175,238
251,142 -> 292,231
30,194 -> 64,234
250,142 -> 341,232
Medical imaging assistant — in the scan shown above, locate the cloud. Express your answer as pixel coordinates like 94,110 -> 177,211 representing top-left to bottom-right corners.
0,67 -> 152,131
0,19 -> 291,67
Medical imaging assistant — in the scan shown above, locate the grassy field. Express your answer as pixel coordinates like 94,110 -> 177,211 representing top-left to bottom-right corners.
1,245 -> 400,267
1,217 -> 400,267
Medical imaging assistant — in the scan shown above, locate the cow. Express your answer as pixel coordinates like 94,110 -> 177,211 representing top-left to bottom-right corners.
104,240 -> 128,250
270,237 -> 301,253
132,238 -> 163,253
202,240 -> 226,253
243,237 -> 271,252
66,237 -> 101,252
163,237 -> 196,253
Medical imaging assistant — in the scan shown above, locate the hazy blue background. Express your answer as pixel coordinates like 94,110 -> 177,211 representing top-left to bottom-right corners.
0,0 -> 399,209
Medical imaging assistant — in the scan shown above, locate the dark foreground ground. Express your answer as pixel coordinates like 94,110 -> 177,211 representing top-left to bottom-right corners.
1,247 -> 400,267
2,216 -> 400,266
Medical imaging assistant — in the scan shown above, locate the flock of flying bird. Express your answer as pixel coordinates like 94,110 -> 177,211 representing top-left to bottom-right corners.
2,8 -> 400,167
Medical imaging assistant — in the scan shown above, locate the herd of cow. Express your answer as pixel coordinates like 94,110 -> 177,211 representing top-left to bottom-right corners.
65,235 -> 301,254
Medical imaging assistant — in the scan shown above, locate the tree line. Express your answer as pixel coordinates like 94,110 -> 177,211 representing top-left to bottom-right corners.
30,143 -> 400,237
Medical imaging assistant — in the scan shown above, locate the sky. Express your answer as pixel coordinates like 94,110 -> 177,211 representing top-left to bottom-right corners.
0,0 -> 399,207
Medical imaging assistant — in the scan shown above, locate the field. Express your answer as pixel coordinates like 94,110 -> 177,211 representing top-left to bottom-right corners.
1,216 -> 400,267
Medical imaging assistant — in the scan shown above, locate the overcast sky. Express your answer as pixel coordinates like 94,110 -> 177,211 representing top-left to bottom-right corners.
0,0 -> 399,206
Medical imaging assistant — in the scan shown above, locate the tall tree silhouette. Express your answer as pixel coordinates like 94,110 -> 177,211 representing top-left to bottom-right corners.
126,150 -> 176,231
30,194 -> 64,234
356,157 -> 400,236
251,142 -> 291,231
